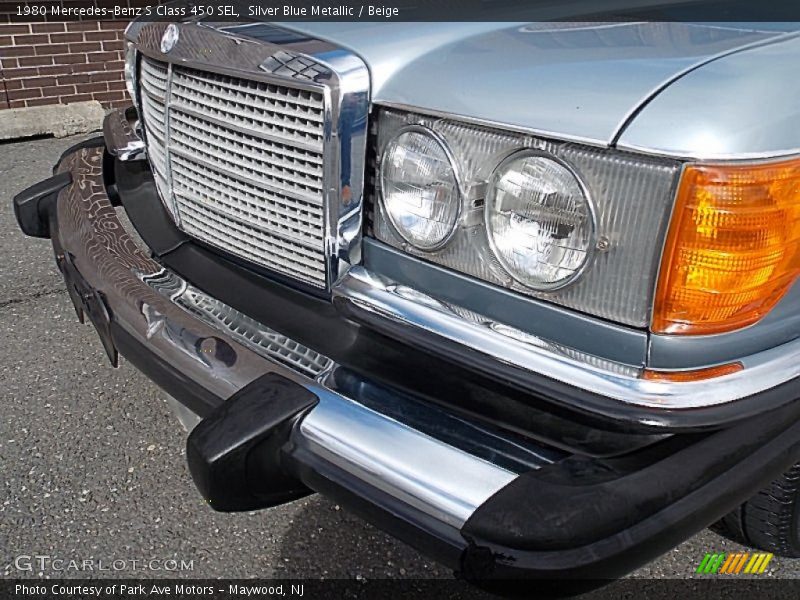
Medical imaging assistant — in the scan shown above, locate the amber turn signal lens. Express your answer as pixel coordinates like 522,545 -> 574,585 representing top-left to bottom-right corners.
653,157 -> 800,335
641,362 -> 743,383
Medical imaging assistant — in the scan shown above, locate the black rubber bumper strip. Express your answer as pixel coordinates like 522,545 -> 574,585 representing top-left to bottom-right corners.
461,393 -> 800,581
13,171 -> 72,238
186,372 -> 318,512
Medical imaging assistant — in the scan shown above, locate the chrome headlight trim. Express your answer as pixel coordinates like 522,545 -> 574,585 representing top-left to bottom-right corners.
378,124 -> 465,252
484,149 -> 598,292
123,41 -> 139,110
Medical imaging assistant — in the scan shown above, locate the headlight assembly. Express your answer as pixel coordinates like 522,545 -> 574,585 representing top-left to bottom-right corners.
485,151 -> 595,290
379,126 -> 462,251
369,109 -> 681,327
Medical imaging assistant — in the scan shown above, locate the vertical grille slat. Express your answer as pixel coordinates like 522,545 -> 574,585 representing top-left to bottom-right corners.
139,56 -> 328,288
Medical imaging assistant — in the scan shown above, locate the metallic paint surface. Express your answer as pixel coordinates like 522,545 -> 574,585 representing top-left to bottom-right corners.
278,21 -> 784,145
617,32 -> 800,159
120,17 -> 800,397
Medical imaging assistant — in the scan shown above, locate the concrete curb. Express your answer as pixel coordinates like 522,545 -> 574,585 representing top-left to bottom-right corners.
0,101 -> 105,141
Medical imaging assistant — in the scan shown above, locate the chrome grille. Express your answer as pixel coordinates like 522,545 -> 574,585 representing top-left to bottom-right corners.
138,56 -> 328,288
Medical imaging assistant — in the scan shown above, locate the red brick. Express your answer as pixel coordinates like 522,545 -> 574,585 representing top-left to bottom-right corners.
102,40 -> 123,52
18,55 -> 53,67
8,88 -> 42,100
0,35 -> 11,46
0,56 -> 18,68
67,62 -> 101,73
37,64 -> 74,76
84,30 -> 117,42
49,32 -> 84,44
41,85 -> 76,98
60,0 -> 96,11
99,20 -> 127,31
0,46 -> 32,58
60,93 -> 93,103
31,22 -> 65,33
67,21 -> 98,32
54,53 -> 87,65
104,60 -> 124,71
94,90 -> 126,102
35,43 -> 70,55
106,80 -> 127,92
81,82 -> 108,93
57,73 -> 90,85
3,66 -> 39,79
8,100 -> 26,109
4,79 -> 23,90
23,76 -> 57,88
13,33 -> 49,45
0,24 -> 30,35
68,41 -> 101,53
89,70 -> 122,83
25,97 -> 60,107
85,51 -> 117,63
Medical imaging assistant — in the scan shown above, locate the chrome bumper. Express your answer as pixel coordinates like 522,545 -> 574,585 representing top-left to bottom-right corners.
335,268 -> 800,411
51,144 -> 559,541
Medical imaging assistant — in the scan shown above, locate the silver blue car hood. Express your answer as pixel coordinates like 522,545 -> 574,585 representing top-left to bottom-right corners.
278,21 -> 788,145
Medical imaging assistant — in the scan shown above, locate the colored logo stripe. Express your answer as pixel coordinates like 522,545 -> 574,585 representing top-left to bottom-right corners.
719,553 -> 737,573
696,552 -> 774,574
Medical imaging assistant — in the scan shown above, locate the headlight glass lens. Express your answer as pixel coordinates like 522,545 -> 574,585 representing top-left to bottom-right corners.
485,152 -> 594,289
380,127 -> 461,250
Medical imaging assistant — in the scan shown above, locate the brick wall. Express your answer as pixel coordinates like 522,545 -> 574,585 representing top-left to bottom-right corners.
0,18 -> 130,110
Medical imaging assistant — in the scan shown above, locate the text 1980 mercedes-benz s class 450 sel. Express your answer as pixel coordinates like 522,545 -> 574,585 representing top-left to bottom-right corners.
13,8 -> 800,594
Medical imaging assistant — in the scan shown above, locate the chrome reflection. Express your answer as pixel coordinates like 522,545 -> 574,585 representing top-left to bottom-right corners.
334,267 -> 800,409
142,269 -> 333,379
128,19 -> 370,290
389,283 -> 640,378
294,384 -> 517,528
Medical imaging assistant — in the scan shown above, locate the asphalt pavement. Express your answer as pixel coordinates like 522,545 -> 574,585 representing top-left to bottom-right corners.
2,134 -> 798,594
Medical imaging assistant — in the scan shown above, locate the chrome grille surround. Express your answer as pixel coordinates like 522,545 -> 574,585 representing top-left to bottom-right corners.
130,21 -> 370,290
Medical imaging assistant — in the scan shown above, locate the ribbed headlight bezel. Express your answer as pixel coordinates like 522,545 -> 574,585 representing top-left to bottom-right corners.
484,149 -> 598,292
369,108 -> 683,327
378,124 -> 465,252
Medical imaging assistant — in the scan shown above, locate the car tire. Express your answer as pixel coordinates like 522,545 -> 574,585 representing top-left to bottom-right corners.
714,462 -> 800,557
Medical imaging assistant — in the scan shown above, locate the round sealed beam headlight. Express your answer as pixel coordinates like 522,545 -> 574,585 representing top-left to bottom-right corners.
485,151 -> 595,290
380,126 -> 462,251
